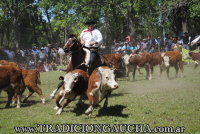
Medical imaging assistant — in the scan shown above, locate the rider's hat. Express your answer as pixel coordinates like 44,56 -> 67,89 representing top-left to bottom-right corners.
85,20 -> 96,25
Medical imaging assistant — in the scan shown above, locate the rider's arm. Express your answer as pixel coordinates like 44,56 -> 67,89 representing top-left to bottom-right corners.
89,29 -> 103,46
95,30 -> 103,44
80,31 -> 85,46
80,37 -> 85,46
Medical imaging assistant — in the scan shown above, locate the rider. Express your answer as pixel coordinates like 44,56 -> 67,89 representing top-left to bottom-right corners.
80,20 -> 103,70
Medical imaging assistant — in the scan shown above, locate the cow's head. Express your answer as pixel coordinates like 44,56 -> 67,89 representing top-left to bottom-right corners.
122,54 -> 130,65
62,72 -> 79,94
184,52 -> 191,59
98,67 -> 118,89
161,53 -> 170,68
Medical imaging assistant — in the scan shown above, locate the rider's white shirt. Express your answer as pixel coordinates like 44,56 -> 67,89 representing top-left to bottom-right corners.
80,28 -> 103,48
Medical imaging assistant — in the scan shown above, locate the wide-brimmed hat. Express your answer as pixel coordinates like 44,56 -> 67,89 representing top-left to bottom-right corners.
85,20 -> 96,25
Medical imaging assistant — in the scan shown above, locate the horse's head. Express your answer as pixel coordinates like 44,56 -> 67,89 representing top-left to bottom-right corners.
64,35 -> 82,53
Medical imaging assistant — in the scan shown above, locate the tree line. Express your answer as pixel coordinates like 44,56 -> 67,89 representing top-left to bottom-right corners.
0,0 -> 199,49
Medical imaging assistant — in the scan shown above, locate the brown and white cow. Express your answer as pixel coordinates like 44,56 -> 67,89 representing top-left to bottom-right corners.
184,52 -> 200,69
122,54 -> 143,80
161,50 -> 183,79
0,65 -> 23,108
55,69 -> 89,115
129,53 -> 152,81
85,66 -> 118,115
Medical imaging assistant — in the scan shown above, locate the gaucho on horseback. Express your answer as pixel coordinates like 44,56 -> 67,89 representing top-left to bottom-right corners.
63,20 -> 103,74
50,20 -> 103,99
80,20 -> 103,70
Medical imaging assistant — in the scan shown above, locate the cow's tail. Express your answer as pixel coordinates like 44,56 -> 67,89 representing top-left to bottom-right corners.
36,71 -> 41,85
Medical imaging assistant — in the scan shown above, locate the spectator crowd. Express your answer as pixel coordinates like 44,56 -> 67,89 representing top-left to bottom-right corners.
112,32 -> 200,54
0,43 -> 69,72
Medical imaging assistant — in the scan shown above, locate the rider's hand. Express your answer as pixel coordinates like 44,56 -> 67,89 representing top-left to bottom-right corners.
81,40 -> 85,45
89,41 -> 96,46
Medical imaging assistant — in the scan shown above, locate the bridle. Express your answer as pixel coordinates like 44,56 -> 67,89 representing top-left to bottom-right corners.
64,38 -> 83,54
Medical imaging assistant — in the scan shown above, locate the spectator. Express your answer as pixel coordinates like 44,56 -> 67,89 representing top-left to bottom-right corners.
182,32 -> 191,50
31,46 -> 40,64
113,40 -> 123,53
121,38 -> 131,54
129,43 -> 138,54
50,47 -> 58,63
58,47 -> 65,65
177,36 -> 183,45
39,48 -> 47,62
141,38 -> 148,52
166,36 -> 173,51
155,37 -> 161,52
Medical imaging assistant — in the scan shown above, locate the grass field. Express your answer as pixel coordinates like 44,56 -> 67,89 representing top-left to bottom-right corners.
0,65 -> 200,134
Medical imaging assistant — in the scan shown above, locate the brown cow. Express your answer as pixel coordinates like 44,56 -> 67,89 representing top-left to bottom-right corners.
0,60 -> 18,66
0,65 -> 22,108
20,69 -> 45,103
161,50 -> 183,79
184,52 -> 200,69
129,53 -> 152,81
0,60 -> 45,103
149,52 -> 165,78
103,53 -> 124,70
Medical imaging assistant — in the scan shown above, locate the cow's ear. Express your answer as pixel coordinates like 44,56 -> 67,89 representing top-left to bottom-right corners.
59,76 -> 64,80
111,68 -> 116,72
74,77 -> 78,82
73,72 -> 79,77
73,73 -> 79,82
161,53 -> 165,57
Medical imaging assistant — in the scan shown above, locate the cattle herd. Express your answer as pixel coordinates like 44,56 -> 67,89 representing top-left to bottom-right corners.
0,46 -> 200,116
